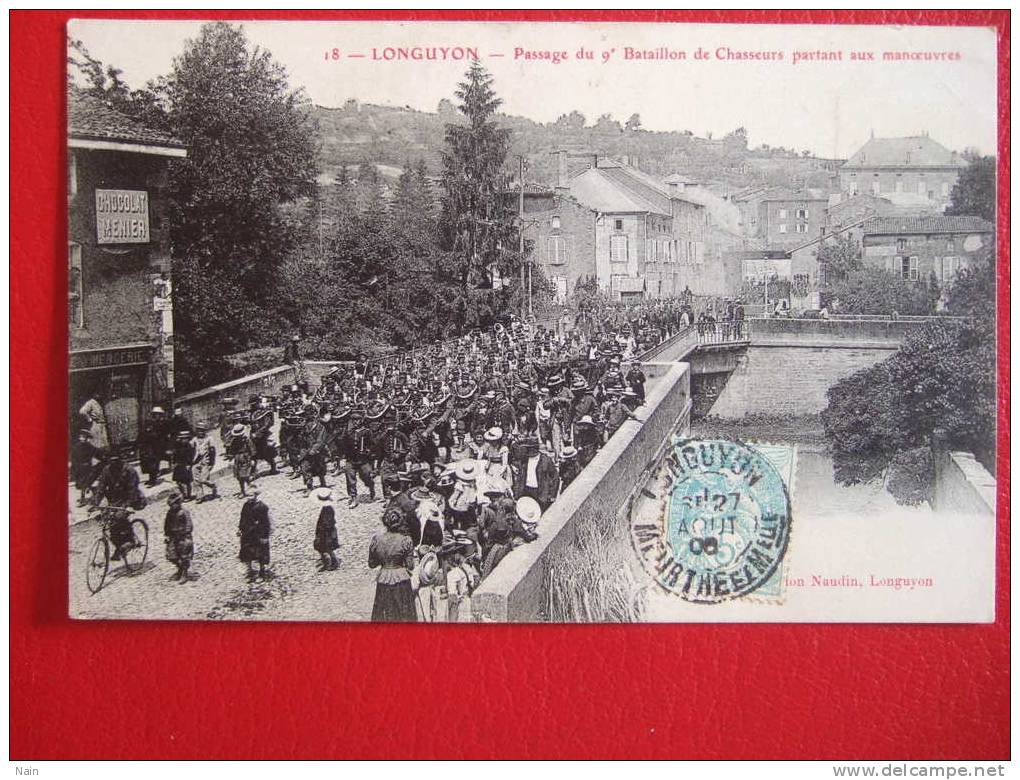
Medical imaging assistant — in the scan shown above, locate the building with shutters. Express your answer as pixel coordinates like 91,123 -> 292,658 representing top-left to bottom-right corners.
860,215 -> 994,285
67,88 -> 187,448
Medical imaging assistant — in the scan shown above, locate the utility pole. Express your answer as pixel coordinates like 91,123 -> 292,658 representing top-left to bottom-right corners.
318,199 -> 324,260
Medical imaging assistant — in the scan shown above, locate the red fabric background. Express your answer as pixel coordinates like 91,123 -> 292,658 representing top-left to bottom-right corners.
10,10 -> 1010,760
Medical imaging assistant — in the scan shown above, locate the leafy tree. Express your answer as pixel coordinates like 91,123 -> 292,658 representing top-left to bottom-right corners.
67,36 -> 165,129
593,113 -> 622,133
625,113 -> 642,132
823,248 -> 998,502
157,23 -> 318,389
822,317 -> 996,503
817,233 -> 862,282
723,127 -> 748,151
825,268 -> 933,316
945,259 -> 996,322
554,110 -> 586,130
439,61 -> 519,300
946,154 -> 995,222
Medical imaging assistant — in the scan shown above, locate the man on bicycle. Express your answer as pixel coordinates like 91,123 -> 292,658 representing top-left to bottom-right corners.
92,453 -> 147,559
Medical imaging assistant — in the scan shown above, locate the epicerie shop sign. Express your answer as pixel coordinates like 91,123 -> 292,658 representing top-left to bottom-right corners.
95,189 -> 150,244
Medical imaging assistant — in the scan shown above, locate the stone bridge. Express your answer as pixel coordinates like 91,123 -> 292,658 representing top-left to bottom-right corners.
643,316 -> 941,418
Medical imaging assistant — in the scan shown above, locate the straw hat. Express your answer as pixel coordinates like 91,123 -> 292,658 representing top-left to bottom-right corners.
315,488 -> 333,502
484,426 -> 503,442
230,424 -> 246,437
454,461 -> 479,482
515,496 -> 542,525
417,551 -> 443,587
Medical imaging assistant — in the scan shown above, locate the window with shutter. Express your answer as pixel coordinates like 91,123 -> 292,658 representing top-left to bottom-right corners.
610,234 -> 628,263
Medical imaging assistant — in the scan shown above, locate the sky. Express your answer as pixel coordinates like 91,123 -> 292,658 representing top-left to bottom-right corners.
68,19 -> 998,159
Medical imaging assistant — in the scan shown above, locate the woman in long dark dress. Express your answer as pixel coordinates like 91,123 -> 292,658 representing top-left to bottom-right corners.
239,490 -> 272,581
368,508 -> 417,622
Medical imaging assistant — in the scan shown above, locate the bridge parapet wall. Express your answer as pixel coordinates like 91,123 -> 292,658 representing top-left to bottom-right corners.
749,317 -> 933,347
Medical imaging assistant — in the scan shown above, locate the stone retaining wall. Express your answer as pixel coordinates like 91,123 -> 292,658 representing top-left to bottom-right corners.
933,451 -> 996,519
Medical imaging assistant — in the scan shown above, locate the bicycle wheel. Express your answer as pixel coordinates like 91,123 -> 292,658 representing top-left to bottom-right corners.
85,537 -> 110,594
122,519 -> 149,573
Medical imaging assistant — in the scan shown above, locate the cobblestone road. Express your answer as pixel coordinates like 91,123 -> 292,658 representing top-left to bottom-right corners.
69,465 -> 391,621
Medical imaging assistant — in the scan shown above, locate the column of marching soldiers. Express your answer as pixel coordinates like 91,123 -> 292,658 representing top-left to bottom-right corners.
82,299 -> 699,618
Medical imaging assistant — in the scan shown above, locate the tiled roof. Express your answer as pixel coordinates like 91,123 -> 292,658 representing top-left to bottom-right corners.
68,88 -> 184,148
863,215 -> 994,236
564,157 -> 705,215
843,135 -> 964,169
569,168 -> 667,214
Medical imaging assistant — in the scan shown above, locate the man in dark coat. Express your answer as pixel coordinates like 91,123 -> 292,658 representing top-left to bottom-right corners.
238,489 -> 272,581
625,362 -> 647,406
137,406 -> 169,486
377,421 -> 410,500
573,415 -> 603,468
511,437 -> 559,511
250,400 -> 278,475
606,391 -> 641,438
299,413 -> 330,493
569,379 -> 599,441
341,414 -> 376,508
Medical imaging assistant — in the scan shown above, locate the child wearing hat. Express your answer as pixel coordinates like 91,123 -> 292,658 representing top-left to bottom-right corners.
558,445 -> 581,492
163,489 -> 194,582
447,461 -> 479,531
227,424 -> 256,497
481,427 -> 509,478
70,429 -> 100,506
313,489 -> 340,571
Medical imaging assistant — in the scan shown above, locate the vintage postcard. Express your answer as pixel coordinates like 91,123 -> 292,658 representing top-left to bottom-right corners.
66,19 -> 998,623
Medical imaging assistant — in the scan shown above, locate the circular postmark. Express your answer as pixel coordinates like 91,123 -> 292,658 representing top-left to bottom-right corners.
630,438 -> 792,604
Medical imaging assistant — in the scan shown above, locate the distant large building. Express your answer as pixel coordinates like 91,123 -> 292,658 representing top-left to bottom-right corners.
519,152 -> 710,302
839,134 -> 967,212
68,89 -> 186,447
